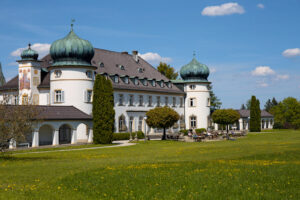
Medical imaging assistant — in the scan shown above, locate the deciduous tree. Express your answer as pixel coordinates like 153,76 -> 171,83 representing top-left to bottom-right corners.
146,106 -> 179,140
211,109 -> 240,134
157,62 -> 178,80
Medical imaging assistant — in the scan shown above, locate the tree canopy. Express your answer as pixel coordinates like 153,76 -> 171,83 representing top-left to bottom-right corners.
212,109 -> 240,133
264,97 -> 278,112
208,84 -> 222,111
250,96 -> 261,132
157,62 -> 178,80
92,75 -> 115,144
0,62 -> 6,87
271,97 -> 300,129
146,106 -> 179,140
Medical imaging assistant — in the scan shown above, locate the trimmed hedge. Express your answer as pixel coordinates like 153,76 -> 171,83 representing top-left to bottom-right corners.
113,131 -> 144,141
195,128 -> 206,134
179,129 -> 188,136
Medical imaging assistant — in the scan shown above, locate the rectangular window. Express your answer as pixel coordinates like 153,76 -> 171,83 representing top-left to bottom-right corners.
165,96 -> 168,106
33,77 -> 39,86
85,90 -> 92,103
190,116 -> 197,128
129,95 -> 134,106
180,97 -> 184,107
207,98 -> 211,106
139,95 -> 143,106
172,97 -> 176,107
148,96 -> 152,107
14,95 -> 18,105
156,96 -> 160,107
189,98 -> 196,107
118,94 -> 124,106
55,90 -> 64,103
138,116 -> 143,131
22,94 -> 28,105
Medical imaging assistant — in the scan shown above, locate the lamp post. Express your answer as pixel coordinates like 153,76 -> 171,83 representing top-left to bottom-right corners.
144,116 -> 147,142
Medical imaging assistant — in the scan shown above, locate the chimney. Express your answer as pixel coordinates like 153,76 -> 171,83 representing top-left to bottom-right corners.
132,50 -> 139,62
121,51 -> 128,54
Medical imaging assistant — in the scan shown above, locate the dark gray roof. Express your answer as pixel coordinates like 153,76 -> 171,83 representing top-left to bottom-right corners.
37,106 -> 92,120
237,109 -> 273,118
41,48 -> 184,94
0,75 -> 18,91
0,48 -> 184,94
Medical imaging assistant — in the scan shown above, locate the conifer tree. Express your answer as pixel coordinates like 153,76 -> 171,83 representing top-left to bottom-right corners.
250,96 -> 261,132
92,75 -> 115,144
0,62 -> 6,86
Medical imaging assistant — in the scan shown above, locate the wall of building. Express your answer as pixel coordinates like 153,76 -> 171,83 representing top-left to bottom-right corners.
184,83 -> 210,130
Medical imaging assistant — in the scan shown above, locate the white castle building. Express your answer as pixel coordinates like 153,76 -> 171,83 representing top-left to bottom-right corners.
0,25 -> 215,147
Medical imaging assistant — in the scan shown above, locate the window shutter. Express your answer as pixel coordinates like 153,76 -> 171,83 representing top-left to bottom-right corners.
62,91 -> 65,102
52,91 -> 55,104
84,90 -> 87,102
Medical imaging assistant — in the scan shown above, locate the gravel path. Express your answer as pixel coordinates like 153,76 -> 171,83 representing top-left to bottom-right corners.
12,140 -> 136,155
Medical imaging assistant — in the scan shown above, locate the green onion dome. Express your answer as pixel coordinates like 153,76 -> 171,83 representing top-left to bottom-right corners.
180,57 -> 210,81
50,27 -> 94,67
21,44 -> 38,61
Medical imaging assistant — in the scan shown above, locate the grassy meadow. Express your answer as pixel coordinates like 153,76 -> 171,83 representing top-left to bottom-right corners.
0,130 -> 299,199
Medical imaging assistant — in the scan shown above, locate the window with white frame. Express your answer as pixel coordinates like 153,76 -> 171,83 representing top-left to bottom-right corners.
180,97 -> 184,107
138,116 -> 143,131
124,76 -> 129,84
189,98 -> 196,107
156,96 -> 160,107
165,96 -> 168,106
14,95 -> 18,105
118,94 -> 124,106
172,97 -> 176,107
85,90 -> 93,103
54,90 -> 64,103
139,95 -> 143,106
114,75 -> 119,83
190,116 -> 197,128
148,96 -> 152,107
86,70 -> 92,78
129,94 -> 134,106
207,98 -> 211,106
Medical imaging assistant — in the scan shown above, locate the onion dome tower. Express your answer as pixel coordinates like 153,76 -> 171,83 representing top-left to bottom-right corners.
49,22 -> 96,115
180,57 -> 210,82
17,44 -> 42,105
173,53 -> 211,130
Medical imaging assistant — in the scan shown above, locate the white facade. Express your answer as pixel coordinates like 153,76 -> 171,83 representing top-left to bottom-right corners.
184,82 -> 210,129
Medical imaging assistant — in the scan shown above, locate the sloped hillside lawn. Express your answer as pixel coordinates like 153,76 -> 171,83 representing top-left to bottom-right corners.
0,130 -> 299,199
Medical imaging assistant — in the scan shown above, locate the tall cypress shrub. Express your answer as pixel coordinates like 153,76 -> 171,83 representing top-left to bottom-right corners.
92,75 -> 115,144
250,96 -> 261,132
256,99 -> 261,132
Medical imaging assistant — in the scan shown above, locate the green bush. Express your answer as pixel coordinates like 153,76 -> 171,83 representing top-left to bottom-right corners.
113,131 -> 144,141
179,129 -> 188,136
195,128 -> 206,134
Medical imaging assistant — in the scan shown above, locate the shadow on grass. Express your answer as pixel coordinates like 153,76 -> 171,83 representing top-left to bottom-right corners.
0,153 -> 53,161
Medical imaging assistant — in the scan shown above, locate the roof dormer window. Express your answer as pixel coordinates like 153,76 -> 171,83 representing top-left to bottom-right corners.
138,68 -> 144,73
124,76 -> 129,84
99,62 -> 104,67
160,81 -> 164,88
152,80 -> 156,87
114,75 -> 119,83
54,70 -> 62,78
134,77 -> 139,85
143,78 -> 148,86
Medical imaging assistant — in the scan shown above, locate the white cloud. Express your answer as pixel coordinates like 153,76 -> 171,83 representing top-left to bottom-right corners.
282,48 -> 300,58
257,3 -> 264,9
258,82 -> 268,87
201,2 -> 245,16
210,67 -> 216,73
275,74 -> 289,80
11,43 -> 51,59
139,52 -> 172,65
251,66 -> 275,76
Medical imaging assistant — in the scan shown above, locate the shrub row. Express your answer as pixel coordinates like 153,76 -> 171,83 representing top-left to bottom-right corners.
113,131 -> 144,141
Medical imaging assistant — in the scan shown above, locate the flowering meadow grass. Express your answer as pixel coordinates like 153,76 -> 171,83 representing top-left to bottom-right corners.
0,130 -> 299,199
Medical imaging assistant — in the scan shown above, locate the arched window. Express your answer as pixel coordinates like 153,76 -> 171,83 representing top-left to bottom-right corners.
118,115 -> 127,132
190,115 -> 197,129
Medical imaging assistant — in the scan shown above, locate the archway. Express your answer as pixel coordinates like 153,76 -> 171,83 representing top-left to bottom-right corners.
39,124 -> 54,146
59,124 -> 72,144
76,123 -> 89,143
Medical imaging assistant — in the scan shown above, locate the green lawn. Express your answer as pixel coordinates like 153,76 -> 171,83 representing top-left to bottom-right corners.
0,130 -> 299,200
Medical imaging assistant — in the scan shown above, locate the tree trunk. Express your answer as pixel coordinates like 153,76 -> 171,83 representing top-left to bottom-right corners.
162,128 -> 166,140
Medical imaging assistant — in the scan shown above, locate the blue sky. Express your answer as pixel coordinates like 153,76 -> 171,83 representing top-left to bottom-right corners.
0,0 -> 299,108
